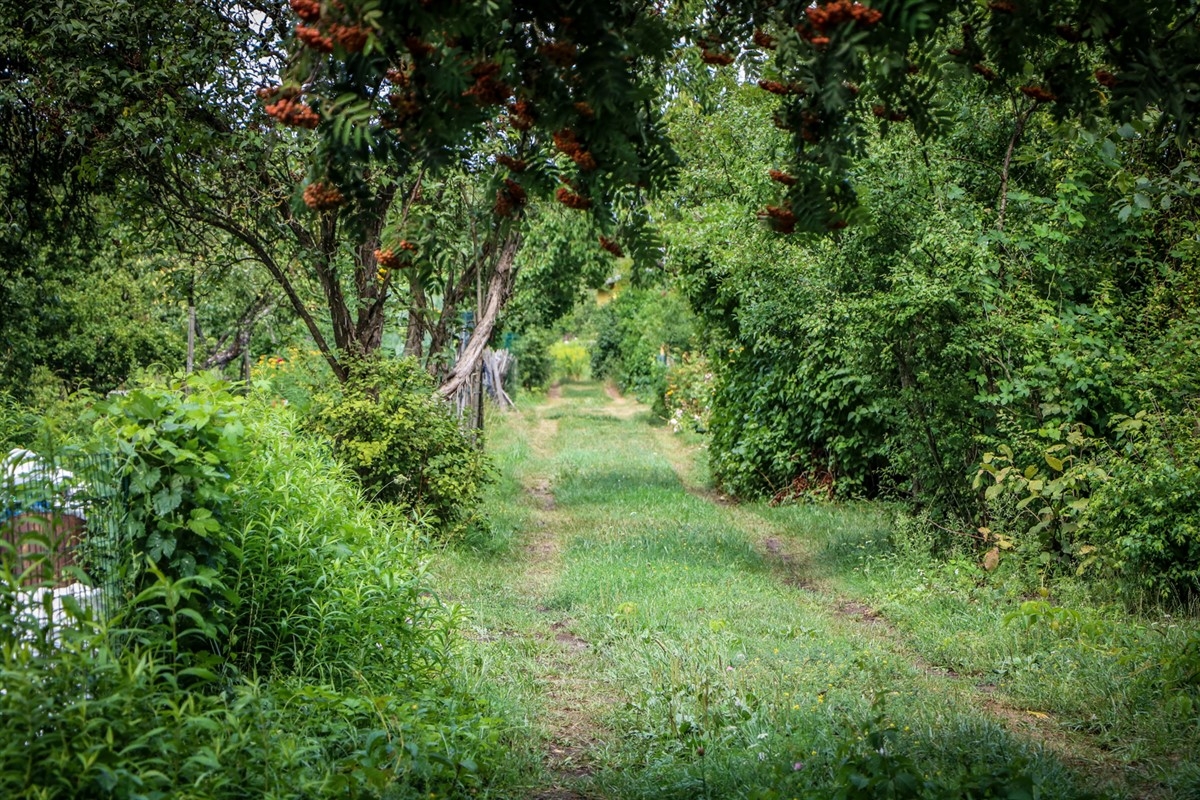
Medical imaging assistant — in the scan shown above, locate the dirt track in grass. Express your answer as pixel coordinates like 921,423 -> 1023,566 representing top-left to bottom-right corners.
437,382 -> 1164,799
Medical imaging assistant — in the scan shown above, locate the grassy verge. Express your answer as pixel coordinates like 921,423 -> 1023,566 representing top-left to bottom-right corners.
435,382 -> 1197,799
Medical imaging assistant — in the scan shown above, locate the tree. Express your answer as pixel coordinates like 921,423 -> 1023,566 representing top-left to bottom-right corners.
292,0 -> 1197,235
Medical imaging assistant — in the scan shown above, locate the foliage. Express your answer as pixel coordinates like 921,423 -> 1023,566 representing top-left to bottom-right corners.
503,203 -> 616,335
294,0 -> 1199,237
548,339 -> 590,382
665,353 -> 715,434
509,328 -> 555,391
1083,408 -> 1200,604
975,406 -> 1200,604
590,288 -> 697,414
0,236 -> 187,401
304,356 -> 492,535
88,373 -> 248,652
659,62 -> 1200,549
1,375 -> 506,799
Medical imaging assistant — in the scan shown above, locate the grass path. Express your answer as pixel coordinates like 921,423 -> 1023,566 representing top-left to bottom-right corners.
434,383 -> 1196,799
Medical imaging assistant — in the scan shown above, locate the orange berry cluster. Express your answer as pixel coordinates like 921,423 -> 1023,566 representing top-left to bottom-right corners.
699,46 -> 735,65
797,0 -> 882,46
374,240 -> 415,272
805,1 -> 883,31
987,1 -> 1017,12
405,35 -> 436,58
555,186 -> 591,210
971,63 -> 997,81
507,100 -> 535,131
497,155 -> 527,172
295,18 -> 368,54
1094,69 -> 1118,88
598,236 -> 624,257
1019,84 -> 1057,103
465,62 -> 511,106
289,0 -> 320,22
574,101 -> 595,119
375,248 -> 402,270
763,205 -> 796,234
494,179 -> 528,218
387,92 -> 420,123
553,128 -> 597,171
265,96 -> 320,128
768,169 -> 797,186
758,79 -> 804,96
296,24 -> 333,53
871,105 -> 908,122
752,29 -> 777,49
539,41 -> 577,67
330,23 -> 368,53
303,182 -> 344,210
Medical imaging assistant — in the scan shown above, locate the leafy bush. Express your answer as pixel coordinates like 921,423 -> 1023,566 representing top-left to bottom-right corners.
1,375 -> 506,798
977,407 -> 1200,604
1084,408 -> 1200,604
509,327 -> 555,390
590,288 -> 696,413
304,356 -> 492,537
88,373 -> 248,652
548,338 -> 589,381
664,353 -> 714,433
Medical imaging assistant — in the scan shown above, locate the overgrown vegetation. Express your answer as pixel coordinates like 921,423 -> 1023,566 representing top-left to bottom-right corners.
301,357 -> 492,535
1,375 -> 509,798
432,382 -> 1200,799
646,74 -> 1200,604
3,0 -> 1198,795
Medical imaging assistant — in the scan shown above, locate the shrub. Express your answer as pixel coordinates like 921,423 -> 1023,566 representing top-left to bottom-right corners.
590,288 -> 696,414
304,356 -> 492,537
1084,408 -> 1200,604
509,328 -> 555,390
548,338 -> 590,381
1,374 -> 505,798
88,373 -> 249,653
664,353 -> 714,433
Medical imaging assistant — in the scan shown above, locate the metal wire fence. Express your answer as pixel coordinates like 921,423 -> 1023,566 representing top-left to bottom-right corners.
1,449 -> 129,627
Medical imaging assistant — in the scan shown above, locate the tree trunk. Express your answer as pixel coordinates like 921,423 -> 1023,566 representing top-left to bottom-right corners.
437,232 -> 521,398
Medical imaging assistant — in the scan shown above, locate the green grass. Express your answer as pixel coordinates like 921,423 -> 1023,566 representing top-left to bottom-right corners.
434,382 -> 1200,799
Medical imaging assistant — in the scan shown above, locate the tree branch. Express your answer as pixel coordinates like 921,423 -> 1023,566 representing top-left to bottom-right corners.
996,98 -> 1039,232
202,287 -> 277,369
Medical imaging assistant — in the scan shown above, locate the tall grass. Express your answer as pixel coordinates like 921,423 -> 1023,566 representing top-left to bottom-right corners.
0,378 -> 509,799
